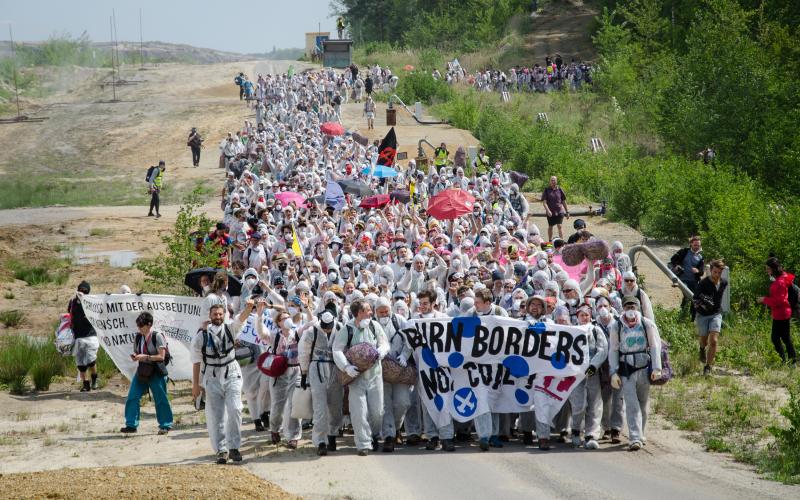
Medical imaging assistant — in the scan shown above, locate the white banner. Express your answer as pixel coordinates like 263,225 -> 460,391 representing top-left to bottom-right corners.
402,317 -> 589,426
80,294 -> 205,381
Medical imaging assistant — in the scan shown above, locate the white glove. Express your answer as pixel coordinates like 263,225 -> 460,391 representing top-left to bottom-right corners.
611,374 -> 621,390
397,356 -> 407,368
345,365 -> 360,378
650,370 -> 662,382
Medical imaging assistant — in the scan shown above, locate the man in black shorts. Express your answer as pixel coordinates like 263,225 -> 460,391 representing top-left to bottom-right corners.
542,175 -> 569,241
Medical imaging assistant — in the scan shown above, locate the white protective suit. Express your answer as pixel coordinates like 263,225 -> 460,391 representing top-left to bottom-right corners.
568,321 -> 609,441
332,318 -> 389,451
378,314 -> 413,439
190,316 -> 245,454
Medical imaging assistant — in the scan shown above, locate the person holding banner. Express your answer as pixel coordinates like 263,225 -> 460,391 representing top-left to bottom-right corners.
414,290 -> 456,452
191,303 -> 249,464
120,312 -> 173,435
568,304 -> 608,449
332,299 -> 389,456
608,296 -> 663,451
473,288 -> 508,451
68,281 -> 100,392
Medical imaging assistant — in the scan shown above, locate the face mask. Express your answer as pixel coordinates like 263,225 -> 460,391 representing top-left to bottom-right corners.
567,298 -> 579,307
328,272 -> 338,282
597,307 -> 610,319
624,309 -> 637,321
288,306 -> 299,316
310,272 -> 319,281
538,259 -> 548,269
367,223 -> 375,231
381,255 -> 389,263
359,318 -> 371,329
202,285 -> 211,293
245,277 -> 257,287
282,318 -> 294,329
513,299 -> 522,309
378,316 -> 391,327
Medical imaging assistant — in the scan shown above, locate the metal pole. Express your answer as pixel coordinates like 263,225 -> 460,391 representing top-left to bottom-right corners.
8,24 -> 21,118
139,8 -> 144,67
109,16 -> 116,101
628,244 -> 694,299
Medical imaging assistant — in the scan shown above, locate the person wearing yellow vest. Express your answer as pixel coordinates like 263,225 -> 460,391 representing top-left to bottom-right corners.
148,160 -> 165,218
473,147 -> 490,175
434,142 -> 449,170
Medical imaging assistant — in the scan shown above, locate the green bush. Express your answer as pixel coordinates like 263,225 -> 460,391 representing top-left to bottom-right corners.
30,363 -> 58,392
0,309 -> 25,327
395,71 -> 453,106
8,259 -> 70,286
0,336 -> 35,394
764,387 -> 800,483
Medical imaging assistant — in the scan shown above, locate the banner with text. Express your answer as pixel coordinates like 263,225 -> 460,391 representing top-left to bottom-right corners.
80,294 -> 206,381
402,317 -> 589,426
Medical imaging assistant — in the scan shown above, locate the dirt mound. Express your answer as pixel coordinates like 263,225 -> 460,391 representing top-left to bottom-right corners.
0,464 -> 299,500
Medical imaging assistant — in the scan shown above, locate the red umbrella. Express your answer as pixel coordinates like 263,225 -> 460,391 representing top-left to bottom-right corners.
320,122 -> 345,136
274,191 -> 306,207
359,194 -> 390,209
427,189 -> 476,220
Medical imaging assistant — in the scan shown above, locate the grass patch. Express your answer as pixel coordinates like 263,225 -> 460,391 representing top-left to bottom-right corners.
8,259 -> 70,286
4,291 -> 15,299
0,335 -> 71,394
0,174 -> 149,209
88,228 -> 114,237
0,309 -> 25,327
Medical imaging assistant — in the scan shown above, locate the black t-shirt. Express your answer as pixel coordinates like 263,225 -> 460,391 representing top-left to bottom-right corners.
68,297 -> 96,338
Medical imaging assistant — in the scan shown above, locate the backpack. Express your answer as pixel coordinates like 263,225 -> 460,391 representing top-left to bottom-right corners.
788,281 -> 800,318
145,166 -> 158,183
134,331 -> 172,377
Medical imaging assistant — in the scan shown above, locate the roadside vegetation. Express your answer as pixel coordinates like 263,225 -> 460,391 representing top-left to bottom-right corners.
349,0 -> 800,483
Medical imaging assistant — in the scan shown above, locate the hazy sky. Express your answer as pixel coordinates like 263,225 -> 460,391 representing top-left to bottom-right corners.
1,0 -> 336,53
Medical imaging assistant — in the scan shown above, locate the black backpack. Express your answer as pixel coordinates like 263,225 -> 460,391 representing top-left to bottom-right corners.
145,166 -> 158,182
788,281 -> 799,317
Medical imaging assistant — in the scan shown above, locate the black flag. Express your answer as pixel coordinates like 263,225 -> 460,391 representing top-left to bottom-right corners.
377,127 -> 398,167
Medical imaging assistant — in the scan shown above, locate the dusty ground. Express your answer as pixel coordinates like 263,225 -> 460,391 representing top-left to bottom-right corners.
0,58 -> 786,499
0,464 -> 299,499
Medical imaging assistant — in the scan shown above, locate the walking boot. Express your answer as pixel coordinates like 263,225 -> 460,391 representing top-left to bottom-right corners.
383,436 -> 395,452
327,435 -> 337,452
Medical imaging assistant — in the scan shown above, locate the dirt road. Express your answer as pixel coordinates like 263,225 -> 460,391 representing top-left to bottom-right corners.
0,59 -> 789,498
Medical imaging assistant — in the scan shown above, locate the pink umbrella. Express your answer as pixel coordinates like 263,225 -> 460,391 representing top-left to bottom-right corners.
320,122 -> 345,136
274,191 -> 306,207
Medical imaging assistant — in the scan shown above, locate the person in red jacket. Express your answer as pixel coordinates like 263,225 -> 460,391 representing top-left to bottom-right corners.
757,257 -> 797,365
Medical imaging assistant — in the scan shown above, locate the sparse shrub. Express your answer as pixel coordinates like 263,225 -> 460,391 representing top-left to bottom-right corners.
0,309 -> 25,327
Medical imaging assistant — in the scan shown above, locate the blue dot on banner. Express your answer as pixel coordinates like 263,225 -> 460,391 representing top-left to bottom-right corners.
551,352 -> 568,370
453,387 -> 478,418
448,352 -> 464,368
451,316 -> 480,338
502,355 -> 530,377
515,389 -> 530,404
434,394 -> 444,411
421,347 -> 439,368
533,322 -> 547,334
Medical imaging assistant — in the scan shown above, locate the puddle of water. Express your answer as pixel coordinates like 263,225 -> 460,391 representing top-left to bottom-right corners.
75,250 -> 139,268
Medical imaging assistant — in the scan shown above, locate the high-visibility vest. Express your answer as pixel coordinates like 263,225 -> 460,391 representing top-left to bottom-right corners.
435,148 -> 448,166
153,169 -> 163,189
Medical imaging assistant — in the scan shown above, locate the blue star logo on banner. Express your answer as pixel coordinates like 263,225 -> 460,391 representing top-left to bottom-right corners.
453,387 -> 478,418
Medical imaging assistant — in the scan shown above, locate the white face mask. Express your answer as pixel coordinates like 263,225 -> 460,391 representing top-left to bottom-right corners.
538,259 -> 548,269
597,307 -> 611,318
288,306 -> 299,316
282,318 -> 294,329
202,285 -> 211,293
328,272 -> 338,282
245,277 -> 257,287
359,318 -> 371,329
310,272 -> 319,280
567,298 -> 579,307
624,309 -> 638,321
378,316 -> 391,327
